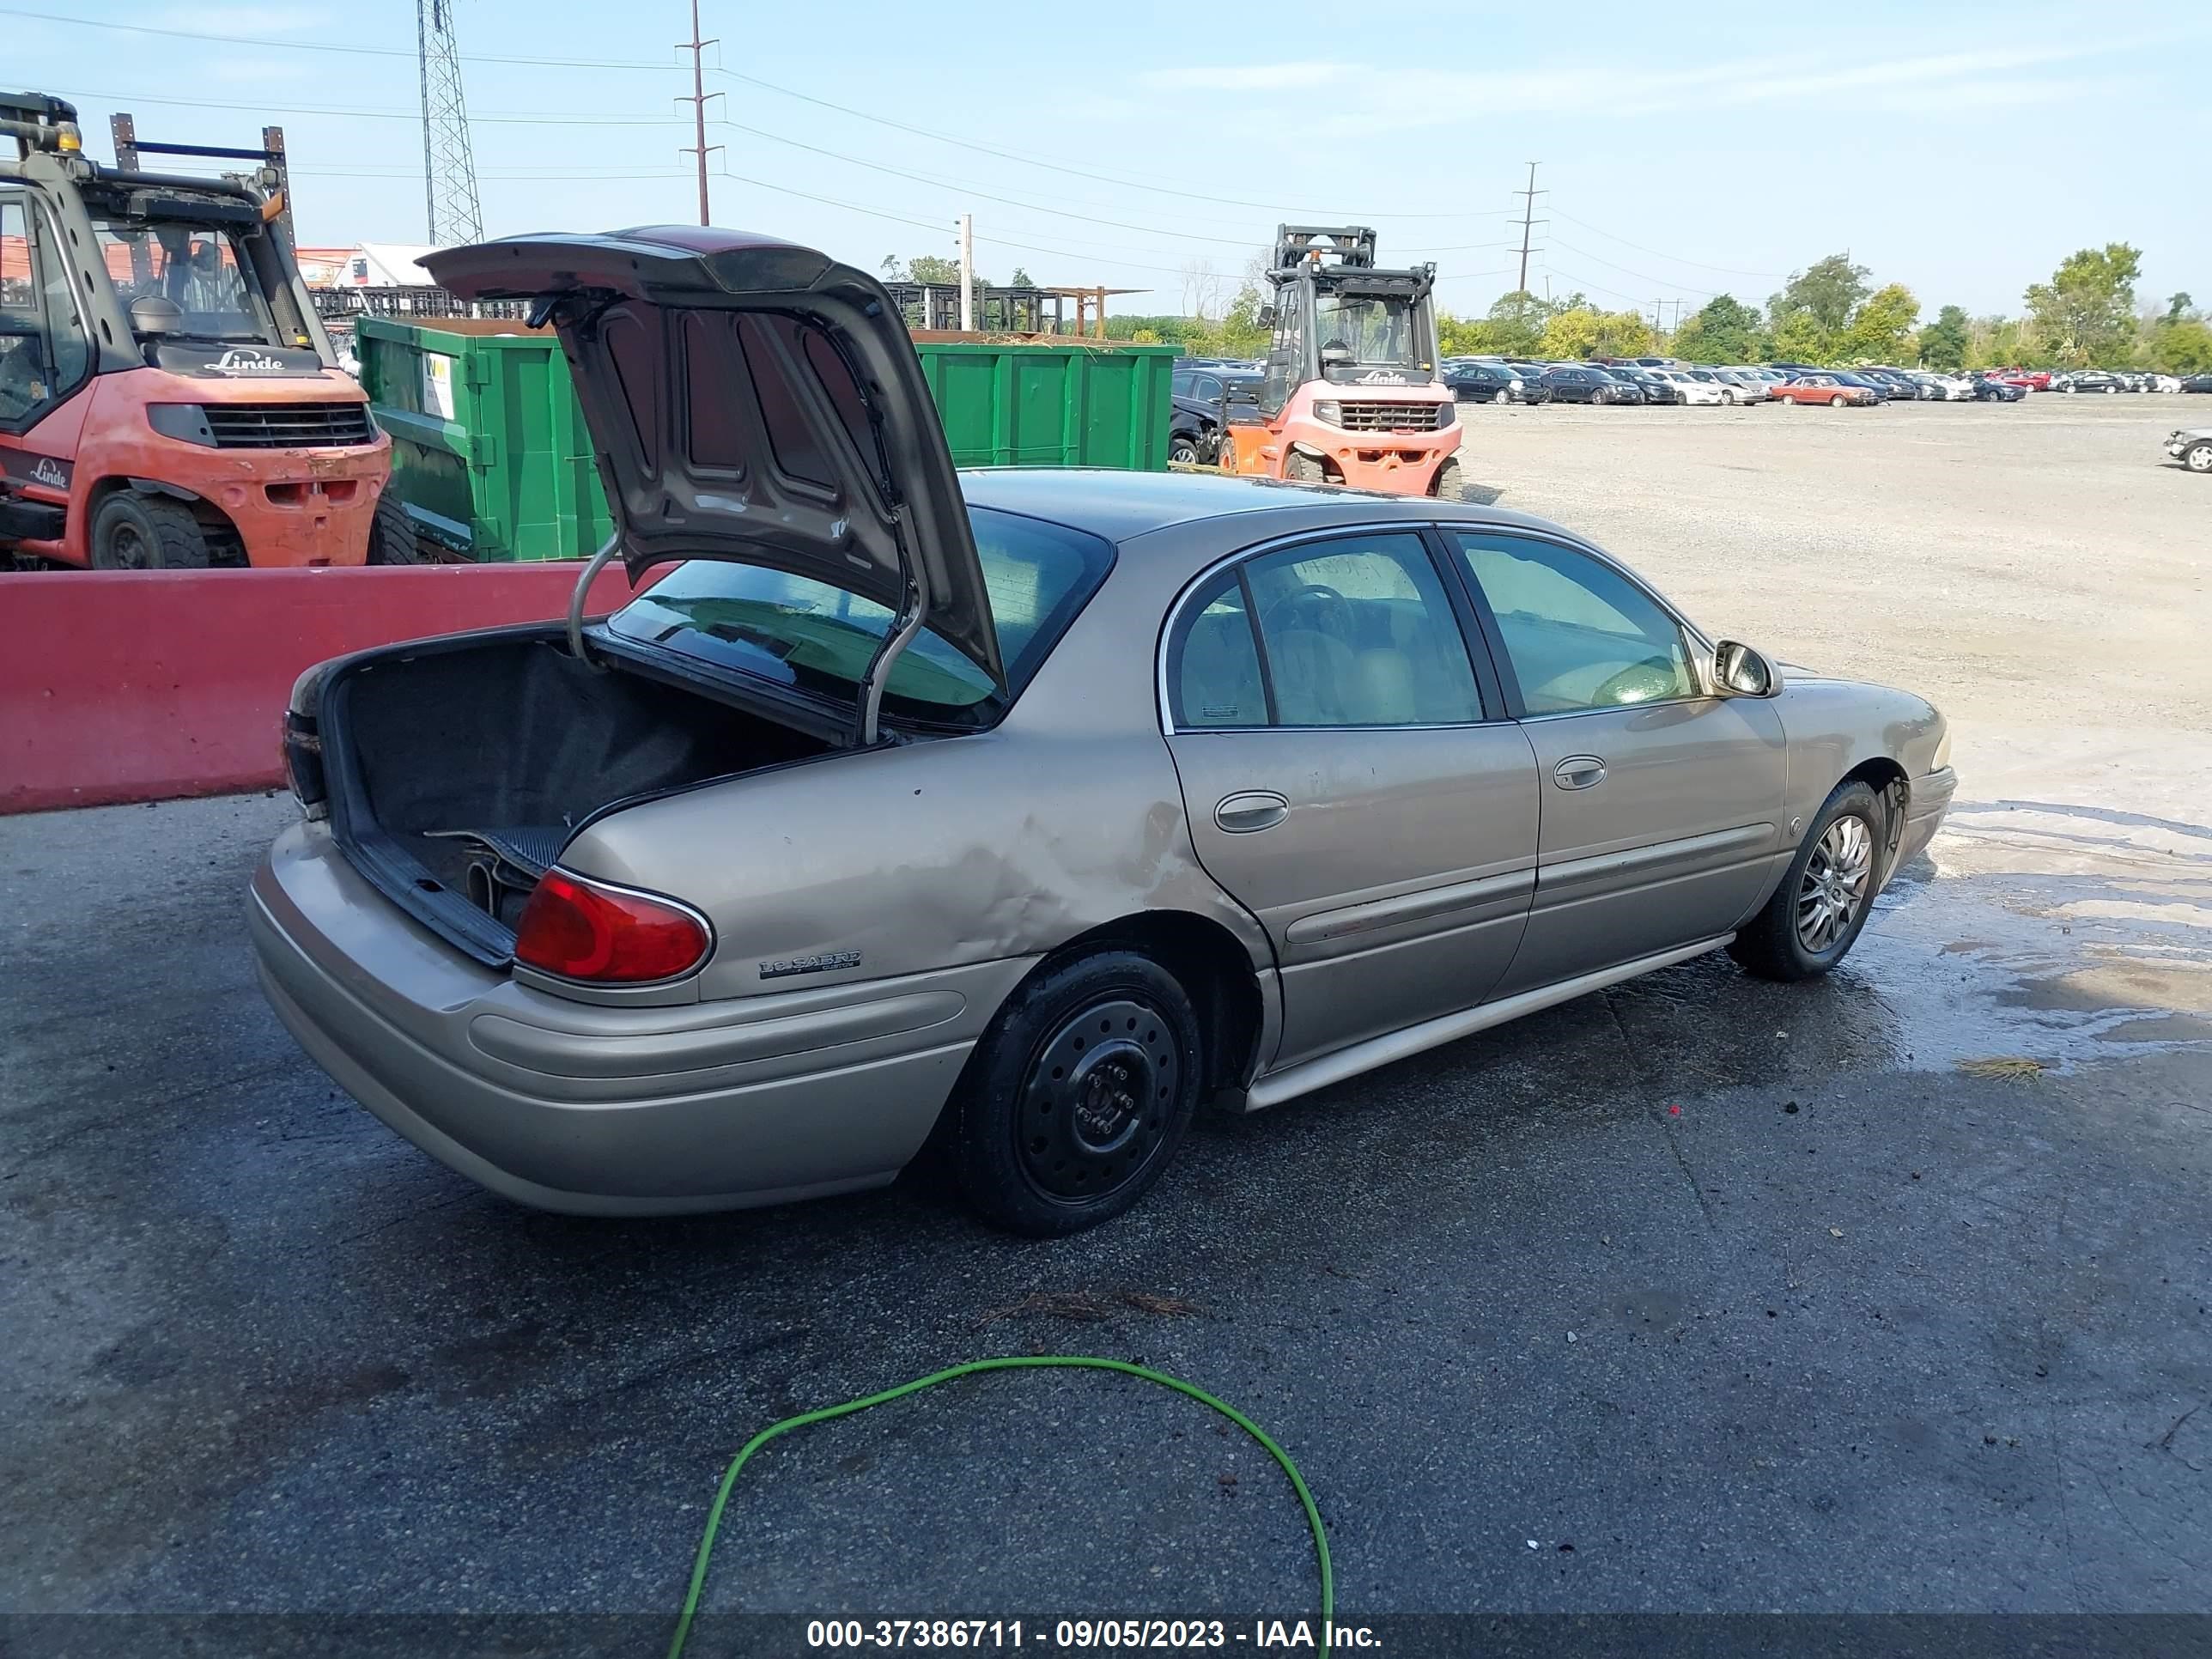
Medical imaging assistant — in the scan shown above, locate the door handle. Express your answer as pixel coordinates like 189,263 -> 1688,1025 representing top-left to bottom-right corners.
1553,756 -> 1607,790
1215,790 -> 1289,833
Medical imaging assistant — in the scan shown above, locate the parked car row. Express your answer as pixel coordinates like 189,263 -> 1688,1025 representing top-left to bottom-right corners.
1439,357 -> 2031,410
2050,369 -> 2186,393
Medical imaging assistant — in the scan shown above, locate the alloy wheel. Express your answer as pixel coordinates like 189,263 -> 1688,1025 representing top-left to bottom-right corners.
1016,997 -> 1179,1200
1796,813 -> 1875,953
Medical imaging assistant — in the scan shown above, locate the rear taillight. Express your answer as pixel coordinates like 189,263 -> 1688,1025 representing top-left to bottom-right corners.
513,870 -> 712,984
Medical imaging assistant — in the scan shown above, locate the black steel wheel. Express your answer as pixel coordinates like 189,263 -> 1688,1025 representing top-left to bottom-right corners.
89,492 -> 211,570
947,950 -> 1203,1236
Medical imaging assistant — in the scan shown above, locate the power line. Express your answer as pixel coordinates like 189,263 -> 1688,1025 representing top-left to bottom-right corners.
1547,238 -> 1726,300
1548,209 -> 1790,281
0,9 -> 1504,222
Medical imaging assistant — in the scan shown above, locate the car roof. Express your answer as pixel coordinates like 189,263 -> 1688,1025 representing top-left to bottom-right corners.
958,467 -> 1569,547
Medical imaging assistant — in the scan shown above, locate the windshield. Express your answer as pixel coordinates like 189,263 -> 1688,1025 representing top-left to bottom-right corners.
604,506 -> 1114,726
93,217 -> 279,345
1311,289 -> 1421,369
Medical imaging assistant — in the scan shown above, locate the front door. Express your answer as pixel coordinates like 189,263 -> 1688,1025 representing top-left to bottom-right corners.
1446,528 -> 1788,996
1162,528 -> 1540,1068
0,191 -> 93,438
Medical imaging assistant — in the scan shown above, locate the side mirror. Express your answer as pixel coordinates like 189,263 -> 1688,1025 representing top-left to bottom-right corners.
1713,641 -> 1778,697
1255,304 -> 1277,328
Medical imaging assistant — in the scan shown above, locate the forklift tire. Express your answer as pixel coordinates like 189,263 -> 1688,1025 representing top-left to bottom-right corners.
1431,456 -> 1468,502
90,492 -> 211,571
1284,451 -> 1327,484
368,490 -> 422,564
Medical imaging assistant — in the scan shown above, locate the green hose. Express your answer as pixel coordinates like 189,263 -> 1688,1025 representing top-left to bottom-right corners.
670,1355 -> 1333,1659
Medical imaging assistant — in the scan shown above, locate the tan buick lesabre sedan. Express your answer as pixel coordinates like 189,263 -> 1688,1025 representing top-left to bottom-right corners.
249,228 -> 1955,1236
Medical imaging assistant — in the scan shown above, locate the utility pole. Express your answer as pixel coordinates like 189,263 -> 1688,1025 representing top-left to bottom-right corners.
1514,161 -> 1544,295
957,213 -> 975,332
675,0 -> 723,227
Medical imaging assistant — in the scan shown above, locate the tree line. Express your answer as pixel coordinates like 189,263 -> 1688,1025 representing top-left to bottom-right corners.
1096,244 -> 2210,374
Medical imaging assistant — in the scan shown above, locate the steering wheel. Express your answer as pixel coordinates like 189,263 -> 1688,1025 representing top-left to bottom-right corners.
1262,582 -> 1353,644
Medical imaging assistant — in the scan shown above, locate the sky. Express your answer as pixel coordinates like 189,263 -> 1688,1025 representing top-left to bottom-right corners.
15,1 -> 2209,323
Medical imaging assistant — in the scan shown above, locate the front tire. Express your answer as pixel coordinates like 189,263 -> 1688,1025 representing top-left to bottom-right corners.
947,950 -> 1204,1236
1284,450 -> 1327,484
89,492 -> 212,570
1829,394 -> 1848,409
2184,441 -> 2212,474
1431,455 -> 1468,501
1169,436 -> 1201,466
1729,781 -> 1886,981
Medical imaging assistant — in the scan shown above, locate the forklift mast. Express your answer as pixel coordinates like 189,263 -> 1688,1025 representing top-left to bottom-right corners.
1271,225 -> 1380,275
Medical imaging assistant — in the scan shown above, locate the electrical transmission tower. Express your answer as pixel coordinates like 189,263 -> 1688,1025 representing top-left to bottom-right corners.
416,0 -> 483,246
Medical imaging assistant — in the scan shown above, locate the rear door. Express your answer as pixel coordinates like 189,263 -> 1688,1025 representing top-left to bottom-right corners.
1162,526 -> 1539,1068
1446,528 -> 1787,997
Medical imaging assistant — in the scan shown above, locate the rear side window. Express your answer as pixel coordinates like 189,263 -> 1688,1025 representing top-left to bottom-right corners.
1168,532 -> 1484,729
1167,568 -> 1268,727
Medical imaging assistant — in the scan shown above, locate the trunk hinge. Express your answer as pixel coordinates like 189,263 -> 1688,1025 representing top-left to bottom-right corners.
566,532 -> 622,671
853,509 -> 930,747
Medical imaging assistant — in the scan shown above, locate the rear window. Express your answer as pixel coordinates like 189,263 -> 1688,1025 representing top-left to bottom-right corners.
604,506 -> 1113,727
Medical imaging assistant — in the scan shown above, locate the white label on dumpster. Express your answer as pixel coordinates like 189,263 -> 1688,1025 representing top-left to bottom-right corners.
422,353 -> 455,422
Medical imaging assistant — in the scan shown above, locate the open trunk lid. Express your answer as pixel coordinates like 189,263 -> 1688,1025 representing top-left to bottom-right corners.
425,226 -> 1003,693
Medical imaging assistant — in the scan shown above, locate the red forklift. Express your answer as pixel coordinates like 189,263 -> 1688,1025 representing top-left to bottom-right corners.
1217,225 -> 1468,500
1,92 -> 404,569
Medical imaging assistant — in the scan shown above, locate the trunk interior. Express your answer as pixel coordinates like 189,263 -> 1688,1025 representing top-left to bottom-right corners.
325,632 -> 836,962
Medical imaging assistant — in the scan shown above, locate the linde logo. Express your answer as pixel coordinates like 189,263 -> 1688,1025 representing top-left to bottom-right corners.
31,457 -> 68,489
202,348 -> 291,374
1354,369 -> 1407,385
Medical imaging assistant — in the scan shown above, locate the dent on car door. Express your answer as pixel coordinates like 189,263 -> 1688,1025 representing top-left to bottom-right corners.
1162,528 -> 1540,1069
1449,530 -> 1786,995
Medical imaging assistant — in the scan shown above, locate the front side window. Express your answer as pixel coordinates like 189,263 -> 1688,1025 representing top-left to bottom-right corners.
606,506 -> 1112,726
0,198 -> 89,430
1169,532 -> 1482,729
1455,532 -> 1698,715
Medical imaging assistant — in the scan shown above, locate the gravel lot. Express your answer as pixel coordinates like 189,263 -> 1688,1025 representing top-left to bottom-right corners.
3,395 -> 2208,1656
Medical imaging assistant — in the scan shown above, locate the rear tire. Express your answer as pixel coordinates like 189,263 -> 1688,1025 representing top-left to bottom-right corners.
89,492 -> 211,570
368,489 -> 422,564
1431,455 -> 1468,501
947,950 -> 1204,1236
1728,781 -> 1886,982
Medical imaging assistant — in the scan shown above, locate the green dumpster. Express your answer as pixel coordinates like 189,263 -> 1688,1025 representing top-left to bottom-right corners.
915,340 -> 1177,469
356,317 -> 613,562
359,318 -> 1176,562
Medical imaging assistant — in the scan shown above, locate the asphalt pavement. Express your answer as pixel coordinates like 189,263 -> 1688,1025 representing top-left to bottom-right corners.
4,398 -> 2209,1655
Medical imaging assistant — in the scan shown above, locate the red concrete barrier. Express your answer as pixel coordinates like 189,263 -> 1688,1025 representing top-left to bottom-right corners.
1,562 -> 646,815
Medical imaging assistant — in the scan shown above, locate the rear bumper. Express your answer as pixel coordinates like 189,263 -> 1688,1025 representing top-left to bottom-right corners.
248,819 -> 1028,1214
1899,766 -> 1957,867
